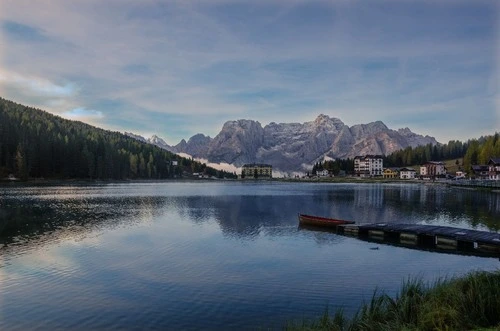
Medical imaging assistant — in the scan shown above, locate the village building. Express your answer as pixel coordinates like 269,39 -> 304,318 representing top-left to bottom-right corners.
354,155 -> 383,177
471,165 -> 489,180
420,161 -> 446,178
488,158 -> 500,180
241,164 -> 272,179
400,167 -> 416,179
316,169 -> 330,177
383,168 -> 398,179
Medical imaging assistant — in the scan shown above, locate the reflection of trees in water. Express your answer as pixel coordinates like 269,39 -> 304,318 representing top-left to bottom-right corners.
383,186 -> 500,231
377,185 -> 500,231
311,185 -> 396,225
2,184 -> 499,249
180,195 -> 304,238
0,196 -> 166,249
179,185 -> 500,238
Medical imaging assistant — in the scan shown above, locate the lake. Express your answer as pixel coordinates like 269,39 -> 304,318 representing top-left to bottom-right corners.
1,181 -> 499,330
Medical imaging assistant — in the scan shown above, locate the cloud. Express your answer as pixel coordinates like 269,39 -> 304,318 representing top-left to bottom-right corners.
62,107 -> 104,121
0,69 -> 75,98
0,0 -> 498,144
1,20 -> 49,42
0,69 -> 79,114
177,153 -> 240,174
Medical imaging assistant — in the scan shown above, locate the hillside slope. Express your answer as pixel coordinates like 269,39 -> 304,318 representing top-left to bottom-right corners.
0,98 -> 233,180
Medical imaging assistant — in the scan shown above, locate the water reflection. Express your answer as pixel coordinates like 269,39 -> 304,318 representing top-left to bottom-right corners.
0,193 -> 167,254
1,183 -> 500,251
1,182 -> 499,330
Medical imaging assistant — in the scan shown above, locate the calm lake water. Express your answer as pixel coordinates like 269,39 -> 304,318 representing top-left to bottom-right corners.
1,181 -> 499,330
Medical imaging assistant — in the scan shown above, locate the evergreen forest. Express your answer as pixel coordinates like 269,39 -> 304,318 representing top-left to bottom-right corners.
384,135 -> 500,171
0,97 -> 236,180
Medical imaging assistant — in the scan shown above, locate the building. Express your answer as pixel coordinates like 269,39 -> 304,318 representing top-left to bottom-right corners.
400,167 -> 416,179
488,158 -> 500,180
471,165 -> 489,180
241,164 -> 272,179
317,169 -> 330,177
383,168 -> 398,179
420,161 -> 446,178
354,155 -> 383,177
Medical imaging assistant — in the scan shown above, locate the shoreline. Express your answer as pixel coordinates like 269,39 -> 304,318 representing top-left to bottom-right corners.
286,270 -> 500,331
2,176 -> 499,192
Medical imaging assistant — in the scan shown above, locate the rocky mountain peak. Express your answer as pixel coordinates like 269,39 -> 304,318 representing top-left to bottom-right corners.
147,135 -> 175,152
222,119 -> 261,131
398,127 -> 412,135
188,133 -> 211,144
166,115 -> 439,172
125,132 -> 175,152
177,134 -> 212,157
149,135 -> 167,145
312,114 -> 343,126
350,121 -> 389,138
124,132 -> 147,143
314,114 -> 330,124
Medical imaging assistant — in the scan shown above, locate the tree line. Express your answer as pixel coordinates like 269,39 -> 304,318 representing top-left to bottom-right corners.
383,140 -> 468,167
310,134 -> 499,176
384,135 -> 500,171
0,97 -> 236,180
311,159 -> 355,176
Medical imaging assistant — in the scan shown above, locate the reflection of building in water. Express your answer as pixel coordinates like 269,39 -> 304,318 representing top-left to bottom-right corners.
354,185 -> 384,208
398,185 -> 418,201
487,193 -> 500,213
419,185 -> 444,208
240,164 -> 272,179
419,185 -> 428,204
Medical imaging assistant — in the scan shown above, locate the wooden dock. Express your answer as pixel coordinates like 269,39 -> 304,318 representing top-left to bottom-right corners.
336,223 -> 500,257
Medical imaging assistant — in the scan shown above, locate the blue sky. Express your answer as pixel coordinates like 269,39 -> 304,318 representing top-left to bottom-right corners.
0,0 -> 498,144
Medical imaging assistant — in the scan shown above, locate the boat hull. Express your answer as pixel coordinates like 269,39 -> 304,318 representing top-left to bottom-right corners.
298,214 -> 355,228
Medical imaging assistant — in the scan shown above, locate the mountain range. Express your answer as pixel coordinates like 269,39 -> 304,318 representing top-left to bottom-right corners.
126,115 -> 438,172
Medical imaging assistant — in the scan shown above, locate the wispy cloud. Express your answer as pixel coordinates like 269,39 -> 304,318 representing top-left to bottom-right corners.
2,20 -> 49,42
62,107 -> 104,122
0,0 -> 498,144
0,69 -> 75,97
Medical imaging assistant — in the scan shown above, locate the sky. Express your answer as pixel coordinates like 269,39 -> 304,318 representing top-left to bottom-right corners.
0,0 -> 498,145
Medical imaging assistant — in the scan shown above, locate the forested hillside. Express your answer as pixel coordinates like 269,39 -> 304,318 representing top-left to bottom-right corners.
384,134 -> 500,171
310,134 -> 500,176
0,98 -> 235,180
384,140 -> 468,167
463,134 -> 500,170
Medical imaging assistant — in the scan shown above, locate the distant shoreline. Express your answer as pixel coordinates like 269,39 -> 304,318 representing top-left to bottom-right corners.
2,176 -> 499,192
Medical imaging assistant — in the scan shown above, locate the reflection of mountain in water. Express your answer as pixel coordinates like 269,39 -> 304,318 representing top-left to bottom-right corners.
179,195 -> 302,238
2,183 -> 499,251
180,184 -> 500,237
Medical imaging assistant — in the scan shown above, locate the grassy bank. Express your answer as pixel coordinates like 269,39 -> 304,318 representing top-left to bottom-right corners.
287,270 -> 500,331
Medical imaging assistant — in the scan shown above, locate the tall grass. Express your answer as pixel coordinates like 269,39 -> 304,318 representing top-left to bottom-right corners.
286,270 -> 500,331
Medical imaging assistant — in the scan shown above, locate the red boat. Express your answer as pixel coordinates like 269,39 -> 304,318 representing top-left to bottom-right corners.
298,214 -> 355,228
